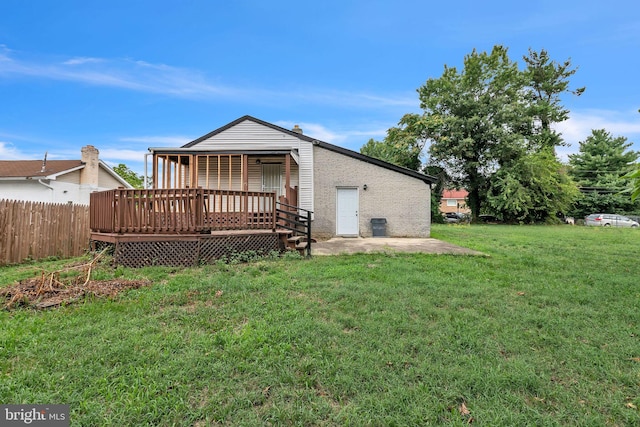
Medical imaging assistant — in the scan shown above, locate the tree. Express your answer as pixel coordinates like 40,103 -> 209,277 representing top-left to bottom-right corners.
522,49 -> 585,151
424,164 -> 450,223
362,46 -> 583,222
417,45 -> 528,219
626,167 -> 640,202
569,129 -> 639,217
486,149 -> 579,222
360,113 -> 427,171
113,163 -> 144,188
624,110 -> 640,203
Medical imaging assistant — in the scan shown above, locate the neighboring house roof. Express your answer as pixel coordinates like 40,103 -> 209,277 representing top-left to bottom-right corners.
442,189 -> 468,199
177,115 -> 437,185
0,160 -> 84,179
0,159 -> 132,188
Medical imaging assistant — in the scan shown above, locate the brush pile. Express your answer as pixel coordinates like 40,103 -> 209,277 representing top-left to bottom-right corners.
1,251 -> 151,310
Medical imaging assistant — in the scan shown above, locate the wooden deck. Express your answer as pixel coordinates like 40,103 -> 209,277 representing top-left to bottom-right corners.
89,188 -> 312,266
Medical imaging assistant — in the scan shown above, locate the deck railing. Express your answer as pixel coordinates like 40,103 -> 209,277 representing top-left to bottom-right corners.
90,188 -> 277,234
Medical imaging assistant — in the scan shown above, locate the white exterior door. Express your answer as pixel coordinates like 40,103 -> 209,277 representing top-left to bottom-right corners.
336,188 -> 359,236
262,164 -> 282,198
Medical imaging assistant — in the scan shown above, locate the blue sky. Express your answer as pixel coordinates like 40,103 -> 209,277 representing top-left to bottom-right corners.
1,0 -> 639,175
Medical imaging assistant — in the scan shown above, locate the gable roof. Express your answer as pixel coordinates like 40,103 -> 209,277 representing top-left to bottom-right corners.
0,160 -> 84,179
442,189 -> 468,199
180,115 -> 436,184
0,159 -> 133,188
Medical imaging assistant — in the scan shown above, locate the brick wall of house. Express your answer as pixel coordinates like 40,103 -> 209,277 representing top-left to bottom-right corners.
312,146 -> 431,239
439,189 -> 470,214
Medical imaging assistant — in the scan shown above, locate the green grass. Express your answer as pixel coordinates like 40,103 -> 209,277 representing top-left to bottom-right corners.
1,225 -> 639,426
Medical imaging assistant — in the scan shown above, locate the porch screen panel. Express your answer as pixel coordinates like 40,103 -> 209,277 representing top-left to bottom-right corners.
262,164 -> 281,197
261,164 -> 281,212
196,155 -> 243,191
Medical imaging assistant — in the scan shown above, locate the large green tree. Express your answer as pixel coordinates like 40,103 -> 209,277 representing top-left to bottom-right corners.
569,129 -> 639,217
486,149 -> 579,222
418,45 -> 527,219
361,46 -> 583,222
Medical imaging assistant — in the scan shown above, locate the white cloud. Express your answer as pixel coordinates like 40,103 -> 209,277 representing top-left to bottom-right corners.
555,109 -> 640,161
558,110 -> 640,142
119,136 -> 193,146
98,148 -> 148,163
0,141 -> 29,159
274,121 -> 387,147
0,47 -> 414,110
63,57 -> 105,66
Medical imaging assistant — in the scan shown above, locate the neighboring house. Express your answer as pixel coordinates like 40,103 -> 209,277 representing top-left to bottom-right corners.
148,115 -> 436,238
0,145 -> 132,205
440,189 -> 470,214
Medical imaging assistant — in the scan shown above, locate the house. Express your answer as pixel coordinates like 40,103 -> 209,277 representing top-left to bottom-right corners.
0,145 -> 132,205
89,116 -> 436,266
148,116 -> 436,238
440,189 -> 469,214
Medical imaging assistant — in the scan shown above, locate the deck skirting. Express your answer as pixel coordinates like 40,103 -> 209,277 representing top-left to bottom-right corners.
91,231 -> 282,267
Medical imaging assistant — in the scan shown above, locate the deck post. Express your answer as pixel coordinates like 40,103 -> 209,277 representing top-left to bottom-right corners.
271,194 -> 277,231
195,187 -> 204,231
285,153 -> 291,203
243,155 -> 249,227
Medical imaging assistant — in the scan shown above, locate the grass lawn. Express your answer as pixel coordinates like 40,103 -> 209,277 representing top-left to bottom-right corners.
1,225 -> 639,426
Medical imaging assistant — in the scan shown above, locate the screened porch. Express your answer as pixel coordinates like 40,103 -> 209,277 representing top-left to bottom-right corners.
151,151 -> 299,207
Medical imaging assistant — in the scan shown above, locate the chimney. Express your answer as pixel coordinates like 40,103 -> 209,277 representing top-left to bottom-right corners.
80,145 -> 100,188
292,125 -> 303,134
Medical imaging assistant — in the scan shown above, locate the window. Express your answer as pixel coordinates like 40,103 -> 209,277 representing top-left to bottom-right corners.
446,199 -> 457,207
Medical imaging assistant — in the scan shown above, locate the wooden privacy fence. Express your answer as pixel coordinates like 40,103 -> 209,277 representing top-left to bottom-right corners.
0,199 -> 90,265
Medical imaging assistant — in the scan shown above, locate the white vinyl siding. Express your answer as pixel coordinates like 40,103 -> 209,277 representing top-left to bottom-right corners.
193,121 -> 313,212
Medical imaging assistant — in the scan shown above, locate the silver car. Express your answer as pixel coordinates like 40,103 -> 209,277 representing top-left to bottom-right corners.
585,214 -> 639,228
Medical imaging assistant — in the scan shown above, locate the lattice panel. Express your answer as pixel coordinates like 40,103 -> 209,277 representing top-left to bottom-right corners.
115,240 -> 199,267
199,234 -> 279,263
90,240 -> 114,254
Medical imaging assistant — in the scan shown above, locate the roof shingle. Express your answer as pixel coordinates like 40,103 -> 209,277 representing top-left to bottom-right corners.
0,160 -> 83,178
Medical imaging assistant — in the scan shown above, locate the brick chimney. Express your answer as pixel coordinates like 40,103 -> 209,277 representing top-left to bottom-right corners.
292,125 -> 303,134
80,145 -> 100,188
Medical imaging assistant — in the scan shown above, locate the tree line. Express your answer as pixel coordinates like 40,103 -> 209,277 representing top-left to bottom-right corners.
361,45 -> 640,223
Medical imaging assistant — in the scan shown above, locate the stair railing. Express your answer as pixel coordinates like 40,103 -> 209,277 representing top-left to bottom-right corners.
276,201 -> 313,257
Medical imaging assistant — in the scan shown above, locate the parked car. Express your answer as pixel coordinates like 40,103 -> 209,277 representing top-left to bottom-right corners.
444,212 -> 468,223
477,214 -> 500,224
585,213 -> 639,228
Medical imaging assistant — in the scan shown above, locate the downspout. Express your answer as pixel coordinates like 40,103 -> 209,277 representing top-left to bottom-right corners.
38,179 -> 54,190
144,152 -> 152,189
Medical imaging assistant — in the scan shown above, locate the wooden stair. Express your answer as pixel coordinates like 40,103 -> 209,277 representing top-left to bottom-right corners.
275,201 -> 313,257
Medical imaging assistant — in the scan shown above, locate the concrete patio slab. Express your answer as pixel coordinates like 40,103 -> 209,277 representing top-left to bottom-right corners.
311,237 -> 485,256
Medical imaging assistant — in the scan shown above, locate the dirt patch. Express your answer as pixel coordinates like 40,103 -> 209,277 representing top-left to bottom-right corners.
1,252 -> 151,310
